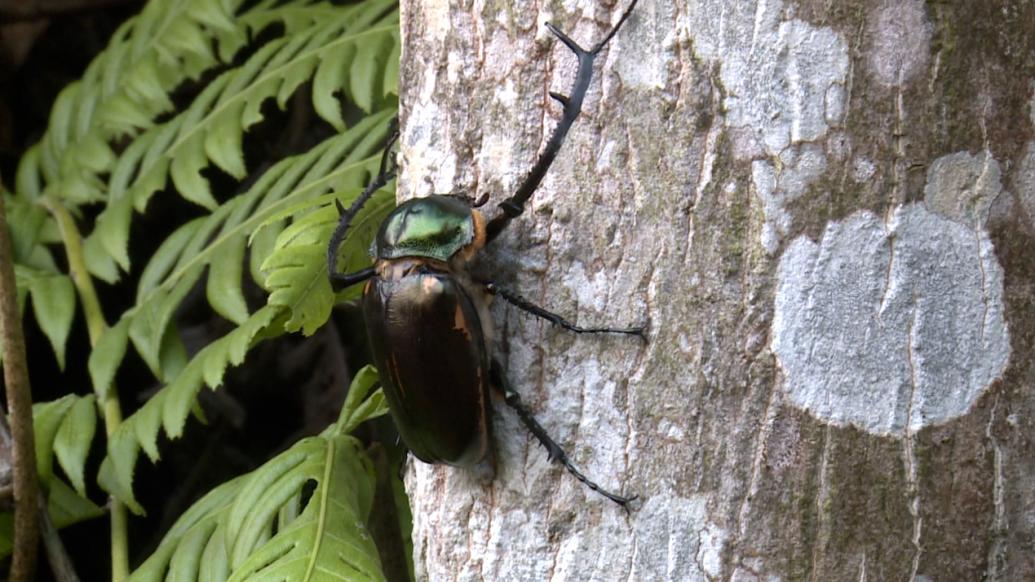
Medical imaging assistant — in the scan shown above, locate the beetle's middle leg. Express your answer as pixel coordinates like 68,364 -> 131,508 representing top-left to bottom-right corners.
490,359 -> 636,508
483,282 -> 646,340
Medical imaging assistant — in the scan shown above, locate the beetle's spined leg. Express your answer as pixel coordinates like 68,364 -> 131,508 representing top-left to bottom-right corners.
327,119 -> 400,291
491,359 -> 637,508
485,0 -> 639,244
484,282 -> 647,340
330,266 -> 376,289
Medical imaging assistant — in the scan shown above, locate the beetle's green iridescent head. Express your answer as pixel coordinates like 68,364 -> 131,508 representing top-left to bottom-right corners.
375,196 -> 483,262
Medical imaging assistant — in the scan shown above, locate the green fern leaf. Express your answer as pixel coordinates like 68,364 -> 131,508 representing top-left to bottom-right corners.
128,265 -> 204,379
3,195 -> 49,261
93,109 -> 393,375
383,31 -> 400,97
53,394 -> 98,495
127,370 -> 387,581
333,365 -> 386,435
108,3 -> 398,225
31,394 -> 100,499
226,436 -> 383,581
0,479 -> 104,558
14,265 -> 75,369
32,395 -> 79,484
0,396 -> 104,557
14,0 -> 259,203
207,234 -> 250,324
88,317 -> 131,402
10,0 -> 404,539
103,305 -> 284,512
262,188 -> 393,335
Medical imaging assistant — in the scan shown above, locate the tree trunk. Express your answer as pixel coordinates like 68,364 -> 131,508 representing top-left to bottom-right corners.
397,0 -> 1035,579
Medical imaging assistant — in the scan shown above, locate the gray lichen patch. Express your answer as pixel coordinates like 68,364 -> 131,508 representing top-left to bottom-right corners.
1013,142 -> 1035,225
923,150 -> 1002,227
866,0 -> 932,87
630,491 -> 726,580
677,1 -> 849,159
773,205 -> 1010,435
752,144 -> 828,254
673,0 -> 849,255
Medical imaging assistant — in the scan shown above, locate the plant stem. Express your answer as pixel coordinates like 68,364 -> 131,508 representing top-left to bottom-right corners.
42,196 -> 129,582
39,495 -> 81,582
0,189 -> 40,581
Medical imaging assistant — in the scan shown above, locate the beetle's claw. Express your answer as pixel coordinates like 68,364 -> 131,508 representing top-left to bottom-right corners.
632,320 -> 650,343
549,91 -> 570,107
617,494 -> 641,513
544,443 -> 564,463
544,22 -> 587,57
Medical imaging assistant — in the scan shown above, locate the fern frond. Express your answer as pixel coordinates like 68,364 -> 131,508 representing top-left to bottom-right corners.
127,369 -> 387,581
100,304 -> 285,512
99,0 -> 398,228
18,0 -> 248,204
32,394 -> 99,496
0,395 -> 104,558
262,188 -> 393,335
103,172 -> 391,506
14,265 -> 75,369
85,109 -> 393,386
9,0 -> 403,550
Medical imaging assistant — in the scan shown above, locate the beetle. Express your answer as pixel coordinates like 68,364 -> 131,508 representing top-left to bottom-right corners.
327,0 -> 642,506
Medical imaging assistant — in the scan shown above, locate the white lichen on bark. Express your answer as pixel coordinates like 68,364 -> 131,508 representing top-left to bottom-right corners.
773,202 -> 1009,434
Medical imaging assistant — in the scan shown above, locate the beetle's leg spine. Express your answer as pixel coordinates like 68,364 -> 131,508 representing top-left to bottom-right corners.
327,119 -> 400,290
485,282 -> 647,339
485,0 -> 639,243
491,360 -> 636,507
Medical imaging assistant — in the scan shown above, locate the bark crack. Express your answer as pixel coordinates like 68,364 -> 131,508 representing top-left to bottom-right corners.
734,381 -> 781,540
807,426 -> 833,581
985,394 -> 1006,580
902,304 -> 923,582
877,219 -> 895,321
974,228 -> 990,342
891,83 -> 906,206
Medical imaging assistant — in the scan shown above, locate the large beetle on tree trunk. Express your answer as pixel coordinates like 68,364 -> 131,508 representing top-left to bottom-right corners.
328,0 -> 643,507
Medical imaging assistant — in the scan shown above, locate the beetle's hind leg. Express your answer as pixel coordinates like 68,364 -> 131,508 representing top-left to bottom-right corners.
484,282 -> 647,340
490,359 -> 636,508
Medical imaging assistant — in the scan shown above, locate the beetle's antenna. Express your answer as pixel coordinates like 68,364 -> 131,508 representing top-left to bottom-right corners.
485,0 -> 639,243
327,119 -> 400,290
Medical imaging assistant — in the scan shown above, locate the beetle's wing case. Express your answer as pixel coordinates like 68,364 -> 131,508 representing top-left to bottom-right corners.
363,259 -> 494,470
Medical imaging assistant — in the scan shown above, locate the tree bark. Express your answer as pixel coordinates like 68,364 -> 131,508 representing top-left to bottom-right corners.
397,0 -> 1035,580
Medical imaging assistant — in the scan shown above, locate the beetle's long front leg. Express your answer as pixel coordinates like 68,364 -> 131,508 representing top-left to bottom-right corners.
483,282 -> 646,339
327,118 -> 400,291
485,0 -> 639,243
490,359 -> 636,508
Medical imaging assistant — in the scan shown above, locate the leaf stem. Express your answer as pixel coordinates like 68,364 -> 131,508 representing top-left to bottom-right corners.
41,196 -> 129,582
0,187 -> 40,581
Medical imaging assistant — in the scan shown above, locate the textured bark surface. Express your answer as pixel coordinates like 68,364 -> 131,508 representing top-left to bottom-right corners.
397,0 -> 1035,580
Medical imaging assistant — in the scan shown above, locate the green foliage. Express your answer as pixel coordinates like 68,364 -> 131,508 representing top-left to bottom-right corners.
12,265 -> 74,369
3,0 -> 402,576
128,368 -> 388,581
0,395 -> 105,557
